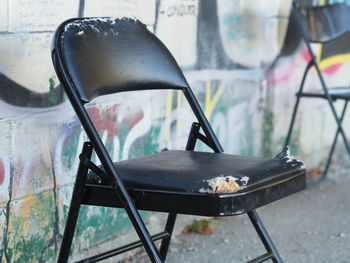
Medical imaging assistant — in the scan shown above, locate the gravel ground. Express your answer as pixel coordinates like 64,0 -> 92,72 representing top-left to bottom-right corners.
125,159 -> 350,263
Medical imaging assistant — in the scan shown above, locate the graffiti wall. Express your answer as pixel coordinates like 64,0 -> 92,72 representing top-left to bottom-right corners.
1,0 -> 350,262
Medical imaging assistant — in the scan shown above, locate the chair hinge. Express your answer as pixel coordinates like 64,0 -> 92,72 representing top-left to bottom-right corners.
79,154 -> 111,181
196,132 -> 211,148
187,122 -> 214,150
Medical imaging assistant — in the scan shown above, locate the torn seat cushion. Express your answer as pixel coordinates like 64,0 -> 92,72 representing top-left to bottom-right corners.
87,150 -> 305,194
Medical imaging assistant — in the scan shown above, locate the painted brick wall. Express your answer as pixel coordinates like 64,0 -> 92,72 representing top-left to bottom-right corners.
1,0 -> 350,262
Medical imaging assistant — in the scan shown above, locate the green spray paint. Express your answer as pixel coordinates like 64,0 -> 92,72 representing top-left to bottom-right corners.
48,78 -> 58,105
5,191 -> 56,263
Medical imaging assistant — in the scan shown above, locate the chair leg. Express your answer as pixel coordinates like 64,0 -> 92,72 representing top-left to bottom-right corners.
248,210 -> 283,263
57,142 -> 93,263
285,61 -> 313,148
322,100 -> 349,180
309,45 -> 350,159
319,88 -> 350,160
159,213 -> 177,261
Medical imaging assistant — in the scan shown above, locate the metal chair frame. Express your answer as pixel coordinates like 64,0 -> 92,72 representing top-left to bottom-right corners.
51,17 -> 305,263
285,2 -> 350,180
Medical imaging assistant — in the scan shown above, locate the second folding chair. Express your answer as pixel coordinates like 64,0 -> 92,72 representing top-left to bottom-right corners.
52,17 -> 306,263
285,2 -> 350,181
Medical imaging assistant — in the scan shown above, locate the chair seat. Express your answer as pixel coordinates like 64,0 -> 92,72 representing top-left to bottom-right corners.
87,150 -> 304,193
300,87 -> 350,100
83,150 -> 306,216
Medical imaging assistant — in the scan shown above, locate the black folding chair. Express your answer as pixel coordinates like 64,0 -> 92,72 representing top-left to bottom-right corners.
285,2 -> 350,181
51,17 -> 306,263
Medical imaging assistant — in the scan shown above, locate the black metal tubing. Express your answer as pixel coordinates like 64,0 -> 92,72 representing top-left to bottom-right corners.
322,100 -> 348,179
183,88 -> 224,153
159,213 -> 177,261
246,253 -> 273,263
248,211 -> 283,263
75,232 -> 170,263
292,2 -> 350,158
185,122 -> 201,150
58,142 -> 93,263
285,60 -> 314,147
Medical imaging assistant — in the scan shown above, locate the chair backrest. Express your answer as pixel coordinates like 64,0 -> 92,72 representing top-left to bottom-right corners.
52,17 -> 189,103
296,3 -> 350,43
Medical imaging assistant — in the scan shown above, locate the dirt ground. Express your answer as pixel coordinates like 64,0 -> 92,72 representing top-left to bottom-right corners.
125,157 -> 350,263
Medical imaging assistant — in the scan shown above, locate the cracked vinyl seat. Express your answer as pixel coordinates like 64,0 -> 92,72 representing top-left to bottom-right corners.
52,17 -> 306,263
86,149 -> 305,216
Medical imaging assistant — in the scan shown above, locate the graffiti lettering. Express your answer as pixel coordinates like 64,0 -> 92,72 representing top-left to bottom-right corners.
160,4 -> 197,17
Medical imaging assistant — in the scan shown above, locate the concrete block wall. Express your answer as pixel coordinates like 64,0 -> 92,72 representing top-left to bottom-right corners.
1,0 -> 350,262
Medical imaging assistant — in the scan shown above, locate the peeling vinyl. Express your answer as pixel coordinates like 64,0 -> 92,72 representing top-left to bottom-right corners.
275,145 -> 305,169
90,24 -> 100,33
199,175 -> 249,194
63,17 -> 141,40
274,145 -> 291,161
